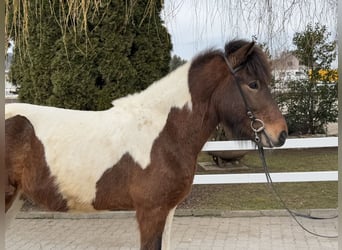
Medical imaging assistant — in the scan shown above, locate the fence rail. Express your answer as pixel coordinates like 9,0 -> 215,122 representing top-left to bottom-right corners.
194,137 -> 338,185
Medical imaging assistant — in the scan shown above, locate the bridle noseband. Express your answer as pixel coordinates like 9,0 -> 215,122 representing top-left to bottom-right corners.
221,53 -> 265,144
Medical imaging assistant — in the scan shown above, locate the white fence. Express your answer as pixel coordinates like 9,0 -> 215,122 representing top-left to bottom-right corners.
194,137 -> 338,185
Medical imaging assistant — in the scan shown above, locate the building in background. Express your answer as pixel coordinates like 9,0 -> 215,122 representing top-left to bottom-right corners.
271,52 -> 306,91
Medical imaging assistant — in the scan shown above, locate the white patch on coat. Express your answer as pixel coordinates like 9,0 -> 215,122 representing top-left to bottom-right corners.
5,192 -> 24,229
5,63 -> 192,210
162,207 -> 176,250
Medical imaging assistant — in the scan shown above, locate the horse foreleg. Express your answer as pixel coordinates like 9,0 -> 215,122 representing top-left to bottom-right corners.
136,207 -> 169,250
5,170 -> 24,229
5,182 -> 17,212
162,207 -> 176,250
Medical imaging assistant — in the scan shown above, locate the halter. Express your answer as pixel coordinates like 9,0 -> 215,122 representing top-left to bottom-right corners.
221,53 -> 338,239
221,53 -> 265,144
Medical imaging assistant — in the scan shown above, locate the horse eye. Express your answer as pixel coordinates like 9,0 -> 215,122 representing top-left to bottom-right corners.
248,81 -> 259,90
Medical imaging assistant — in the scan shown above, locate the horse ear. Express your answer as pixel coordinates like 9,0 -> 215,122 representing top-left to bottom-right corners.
228,41 -> 255,69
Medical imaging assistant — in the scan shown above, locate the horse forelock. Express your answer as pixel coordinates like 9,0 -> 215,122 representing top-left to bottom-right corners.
224,39 -> 272,84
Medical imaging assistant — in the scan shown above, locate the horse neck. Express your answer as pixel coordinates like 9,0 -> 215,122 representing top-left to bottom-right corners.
186,101 -> 219,155
180,55 -> 228,155
163,94 -> 219,163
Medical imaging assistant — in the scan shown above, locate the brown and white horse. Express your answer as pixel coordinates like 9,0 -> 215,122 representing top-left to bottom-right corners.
5,40 -> 287,250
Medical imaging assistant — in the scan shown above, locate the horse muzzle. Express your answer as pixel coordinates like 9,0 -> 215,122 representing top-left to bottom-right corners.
259,129 -> 287,148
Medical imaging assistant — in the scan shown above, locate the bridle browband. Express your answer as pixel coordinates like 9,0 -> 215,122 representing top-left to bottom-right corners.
220,52 -> 338,239
221,53 -> 266,144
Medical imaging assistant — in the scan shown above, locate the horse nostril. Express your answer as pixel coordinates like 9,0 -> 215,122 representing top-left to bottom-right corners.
278,130 -> 287,146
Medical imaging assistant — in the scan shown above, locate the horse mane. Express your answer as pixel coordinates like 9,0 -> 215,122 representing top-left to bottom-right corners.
111,40 -> 271,111
190,39 -> 271,85
190,48 -> 223,71
224,39 -> 271,84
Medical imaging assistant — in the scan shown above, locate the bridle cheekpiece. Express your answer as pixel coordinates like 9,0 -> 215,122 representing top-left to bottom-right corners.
221,53 -> 265,144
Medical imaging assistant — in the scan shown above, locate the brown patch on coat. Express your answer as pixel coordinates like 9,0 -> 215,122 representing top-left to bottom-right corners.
5,115 -> 68,212
93,106 -> 202,211
93,104 -> 214,248
93,103 -> 205,210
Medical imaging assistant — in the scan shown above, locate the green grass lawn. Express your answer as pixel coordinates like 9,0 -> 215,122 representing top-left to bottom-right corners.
179,148 -> 338,210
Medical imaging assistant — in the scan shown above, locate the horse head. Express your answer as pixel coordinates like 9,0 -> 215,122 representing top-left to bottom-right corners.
219,40 -> 287,147
189,40 -> 288,148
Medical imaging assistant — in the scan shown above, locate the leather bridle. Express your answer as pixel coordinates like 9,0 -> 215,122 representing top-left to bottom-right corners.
221,53 -> 267,145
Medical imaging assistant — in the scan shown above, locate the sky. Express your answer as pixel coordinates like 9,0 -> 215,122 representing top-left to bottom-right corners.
7,1 -> 338,67
162,0 -> 338,63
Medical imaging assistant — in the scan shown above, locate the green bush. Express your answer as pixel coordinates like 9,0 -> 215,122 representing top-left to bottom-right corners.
9,0 -> 172,110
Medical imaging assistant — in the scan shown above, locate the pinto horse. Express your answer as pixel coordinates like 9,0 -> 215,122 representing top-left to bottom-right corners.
5,40 -> 287,250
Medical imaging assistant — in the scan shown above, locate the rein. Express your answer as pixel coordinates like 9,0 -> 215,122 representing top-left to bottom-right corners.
221,53 -> 338,239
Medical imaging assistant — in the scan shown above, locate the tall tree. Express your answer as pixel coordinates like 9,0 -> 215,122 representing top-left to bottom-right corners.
277,23 -> 337,134
293,23 -> 336,71
9,1 -> 61,105
8,1 -> 172,110
169,55 -> 187,72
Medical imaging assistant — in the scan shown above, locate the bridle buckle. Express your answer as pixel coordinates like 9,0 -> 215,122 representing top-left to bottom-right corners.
251,119 -> 265,143
251,118 -> 265,133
